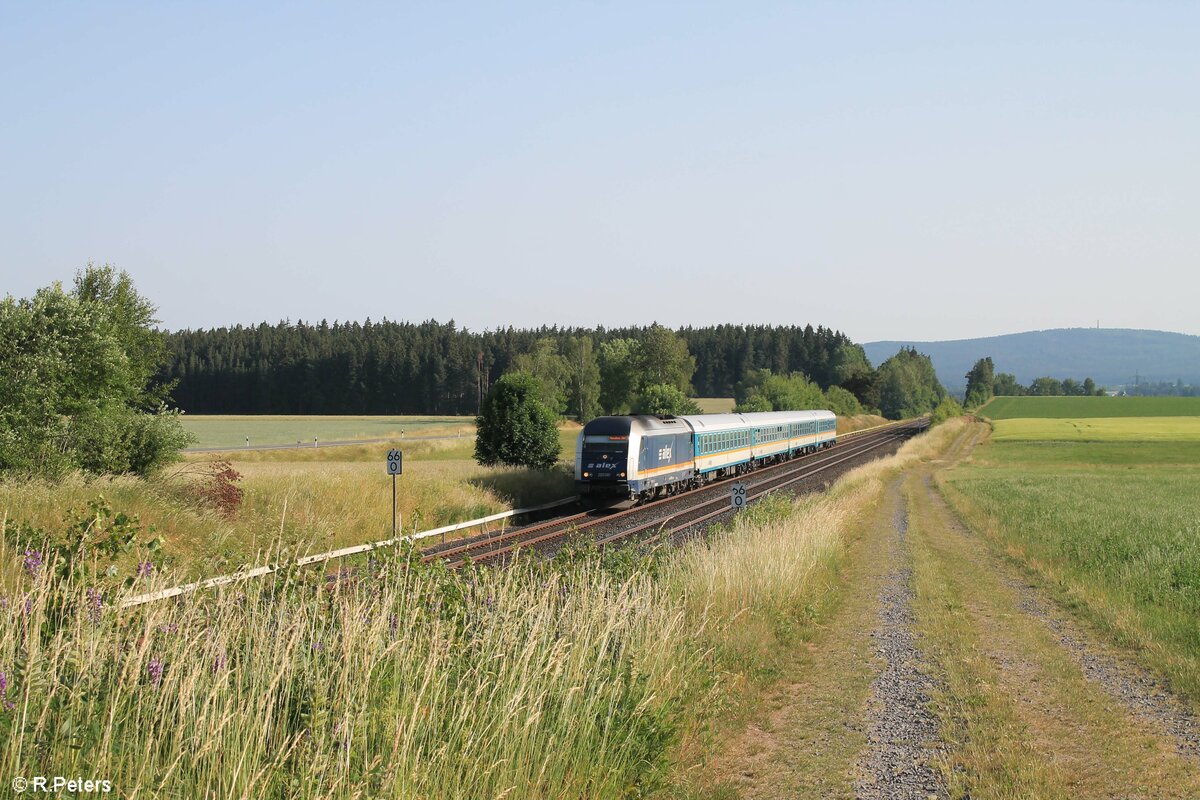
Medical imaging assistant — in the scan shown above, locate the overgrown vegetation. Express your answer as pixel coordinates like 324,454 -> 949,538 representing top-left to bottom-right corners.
0,533 -> 705,799
0,265 -> 192,477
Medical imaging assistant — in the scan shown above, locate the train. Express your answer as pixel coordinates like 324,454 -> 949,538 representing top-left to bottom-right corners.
574,409 -> 837,505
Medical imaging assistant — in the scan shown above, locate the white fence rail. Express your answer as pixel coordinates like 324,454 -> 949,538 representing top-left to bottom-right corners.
119,496 -> 579,609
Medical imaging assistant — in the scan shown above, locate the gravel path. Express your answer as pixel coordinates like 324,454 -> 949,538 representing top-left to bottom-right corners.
854,492 -> 946,800
1008,577 -> 1200,761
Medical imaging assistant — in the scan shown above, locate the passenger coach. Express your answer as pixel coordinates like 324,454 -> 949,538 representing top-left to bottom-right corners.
575,409 -> 837,505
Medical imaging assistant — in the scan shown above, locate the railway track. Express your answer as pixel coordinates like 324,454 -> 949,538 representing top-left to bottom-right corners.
422,419 -> 928,569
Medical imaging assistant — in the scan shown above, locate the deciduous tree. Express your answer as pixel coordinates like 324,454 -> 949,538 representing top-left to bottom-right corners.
635,325 -> 695,394
474,372 -> 560,470
562,335 -> 601,422
964,357 -> 995,408
632,384 -> 701,416
0,265 -> 191,477
993,372 -> 1024,396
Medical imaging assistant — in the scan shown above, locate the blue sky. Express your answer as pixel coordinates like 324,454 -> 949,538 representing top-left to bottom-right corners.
2,2 -> 1197,341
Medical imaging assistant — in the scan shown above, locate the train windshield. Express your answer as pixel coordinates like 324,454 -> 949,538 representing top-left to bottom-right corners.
582,441 -> 626,454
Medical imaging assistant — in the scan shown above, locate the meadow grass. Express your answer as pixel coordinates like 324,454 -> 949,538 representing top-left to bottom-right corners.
942,426 -> 1200,703
0,426 -> 581,581
0,547 -> 706,799
182,415 -> 474,449
990,415 -> 1200,442
981,395 -> 1200,419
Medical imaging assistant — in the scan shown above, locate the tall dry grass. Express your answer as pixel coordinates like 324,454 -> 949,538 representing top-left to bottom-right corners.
0,541 -> 705,798
0,454 -> 574,580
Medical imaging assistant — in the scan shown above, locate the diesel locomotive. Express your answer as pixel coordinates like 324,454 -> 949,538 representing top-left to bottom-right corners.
575,409 -> 837,505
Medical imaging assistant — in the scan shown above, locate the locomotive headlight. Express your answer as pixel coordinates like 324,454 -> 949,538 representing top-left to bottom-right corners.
619,472 -> 626,478
583,472 -> 590,478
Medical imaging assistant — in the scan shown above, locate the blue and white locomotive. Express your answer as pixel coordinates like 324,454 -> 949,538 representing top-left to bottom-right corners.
575,410 -> 837,504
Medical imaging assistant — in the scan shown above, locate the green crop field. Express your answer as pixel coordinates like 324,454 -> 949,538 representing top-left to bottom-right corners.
181,415 -> 474,449
982,395 -> 1200,419
943,414 -> 1200,702
991,416 -> 1200,442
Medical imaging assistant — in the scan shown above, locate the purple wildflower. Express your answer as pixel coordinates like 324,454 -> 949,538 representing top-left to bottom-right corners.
0,671 -> 11,711
159,623 -> 179,636
388,614 -> 399,640
212,652 -> 227,674
333,722 -> 349,752
136,561 -> 155,578
311,641 -> 323,652
85,587 -> 103,624
22,548 -> 43,578
147,658 -> 164,688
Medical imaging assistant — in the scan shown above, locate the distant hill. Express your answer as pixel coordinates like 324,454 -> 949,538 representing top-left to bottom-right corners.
863,328 -> 1200,392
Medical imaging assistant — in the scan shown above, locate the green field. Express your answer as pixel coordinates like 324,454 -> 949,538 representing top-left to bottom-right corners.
181,415 -> 473,449
944,415 -> 1200,702
693,397 -> 736,413
991,416 -> 1200,442
982,395 -> 1200,419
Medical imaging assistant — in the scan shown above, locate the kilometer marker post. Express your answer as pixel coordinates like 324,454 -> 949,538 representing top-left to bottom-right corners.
387,449 -> 403,536
730,482 -> 747,511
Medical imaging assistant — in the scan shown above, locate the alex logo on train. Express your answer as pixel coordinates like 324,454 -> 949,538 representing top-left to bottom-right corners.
588,453 -> 620,470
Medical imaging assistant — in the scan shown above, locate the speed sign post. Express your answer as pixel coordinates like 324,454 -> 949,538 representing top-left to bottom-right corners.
730,482 -> 747,511
387,450 -> 403,536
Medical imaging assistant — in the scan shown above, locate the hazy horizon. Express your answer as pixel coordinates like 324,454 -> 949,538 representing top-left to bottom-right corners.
5,2 -> 1198,341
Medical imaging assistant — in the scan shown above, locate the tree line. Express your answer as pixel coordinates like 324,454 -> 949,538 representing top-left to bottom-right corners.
963,356 -> 1106,408
161,321 -> 869,417
1,266 -> 958,478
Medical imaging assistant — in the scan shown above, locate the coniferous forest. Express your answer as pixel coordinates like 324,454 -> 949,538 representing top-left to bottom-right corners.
161,321 -> 868,415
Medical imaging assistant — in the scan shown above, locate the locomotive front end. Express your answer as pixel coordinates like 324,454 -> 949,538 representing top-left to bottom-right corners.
575,416 -> 635,503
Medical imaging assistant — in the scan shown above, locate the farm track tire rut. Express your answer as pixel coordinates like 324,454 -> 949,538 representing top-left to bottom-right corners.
924,475 -> 1200,764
